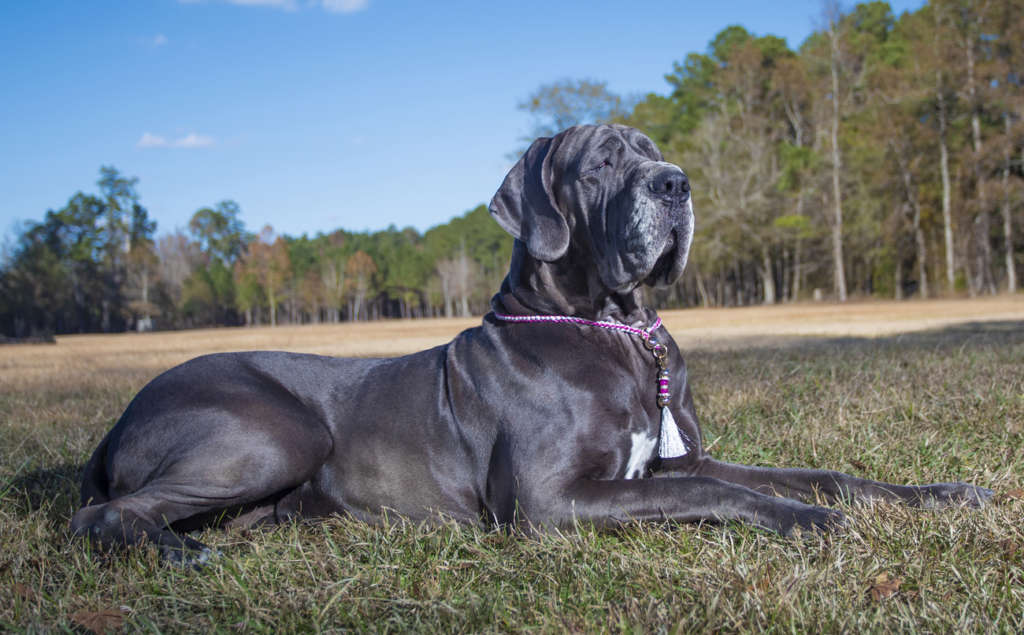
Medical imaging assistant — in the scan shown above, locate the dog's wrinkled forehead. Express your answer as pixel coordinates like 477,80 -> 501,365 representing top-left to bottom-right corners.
557,124 -> 664,175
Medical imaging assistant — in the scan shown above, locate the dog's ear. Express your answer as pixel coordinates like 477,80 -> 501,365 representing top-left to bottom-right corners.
489,135 -> 570,262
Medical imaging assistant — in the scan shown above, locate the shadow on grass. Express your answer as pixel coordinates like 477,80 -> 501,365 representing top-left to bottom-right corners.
689,319 -> 1024,353
897,318 -> 1023,338
3,462 -> 83,523
828,319 -> 1023,350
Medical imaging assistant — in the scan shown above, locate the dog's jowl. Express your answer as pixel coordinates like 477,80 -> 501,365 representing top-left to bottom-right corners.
71,124 -> 992,565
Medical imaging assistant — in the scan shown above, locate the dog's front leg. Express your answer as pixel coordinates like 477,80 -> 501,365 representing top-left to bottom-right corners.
680,458 -> 993,508
531,477 -> 844,535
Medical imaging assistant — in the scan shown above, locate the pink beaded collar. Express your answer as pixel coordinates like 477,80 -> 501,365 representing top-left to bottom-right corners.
491,312 -> 662,342
490,311 -> 689,458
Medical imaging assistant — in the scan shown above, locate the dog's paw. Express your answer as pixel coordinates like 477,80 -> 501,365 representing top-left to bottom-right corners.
160,544 -> 222,570
158,534 -> 221,570
765,501 -> 845,536
916,482 -> 994,509
791,505 -> 846,535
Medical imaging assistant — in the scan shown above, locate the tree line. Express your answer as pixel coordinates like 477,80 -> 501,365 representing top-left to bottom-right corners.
2,0 -> 1021,337
0,167 -> 512,336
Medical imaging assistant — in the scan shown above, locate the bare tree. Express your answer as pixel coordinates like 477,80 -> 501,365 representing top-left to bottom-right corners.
299,269 -> 323,323
245,225 -> 291,327
435,244 -> 476,317
125,243 -> 160,330
890,138 -> 929,298
156,231 -> 200,315
930,5 -> 959,293
519,78 -> 631,139
346,250 -> 376,321
823,0 -> 848,302
436,260 -> 454,318
320,232 -> 347,322
1000,114 -> 1020,293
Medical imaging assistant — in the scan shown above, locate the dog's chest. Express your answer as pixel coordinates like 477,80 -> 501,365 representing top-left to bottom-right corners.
624,432 -> 658,479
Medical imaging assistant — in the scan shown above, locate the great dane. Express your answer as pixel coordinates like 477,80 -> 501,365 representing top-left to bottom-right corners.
71,124 -> 992,564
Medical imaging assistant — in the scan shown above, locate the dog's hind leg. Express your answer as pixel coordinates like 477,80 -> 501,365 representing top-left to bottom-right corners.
71,409 -> 334,565
71,463 -> 317,566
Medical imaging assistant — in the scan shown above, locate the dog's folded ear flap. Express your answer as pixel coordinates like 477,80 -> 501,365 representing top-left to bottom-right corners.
489,135 -> 570,262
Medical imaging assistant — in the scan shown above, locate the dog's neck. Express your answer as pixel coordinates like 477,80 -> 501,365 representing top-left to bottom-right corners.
492,241 -> 650,325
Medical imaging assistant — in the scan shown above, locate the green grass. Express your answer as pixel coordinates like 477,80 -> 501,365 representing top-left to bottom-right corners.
1,321 -> 1022,632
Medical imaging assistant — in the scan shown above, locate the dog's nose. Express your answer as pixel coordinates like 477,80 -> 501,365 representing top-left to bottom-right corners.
650,168 -> 690,200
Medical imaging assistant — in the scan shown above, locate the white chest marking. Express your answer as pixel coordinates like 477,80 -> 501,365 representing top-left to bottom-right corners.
625,432 -> 658,479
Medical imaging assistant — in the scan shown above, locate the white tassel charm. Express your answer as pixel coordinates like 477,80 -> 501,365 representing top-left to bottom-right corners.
644,335 -> 688,458
659,406 -> 688,458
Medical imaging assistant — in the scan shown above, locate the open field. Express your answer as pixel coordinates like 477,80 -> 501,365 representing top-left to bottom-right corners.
2,296 -> 1022,390
1,297 -> 1022,631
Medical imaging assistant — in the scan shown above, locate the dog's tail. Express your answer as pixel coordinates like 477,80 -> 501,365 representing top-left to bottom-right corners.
79,433 -> 112,507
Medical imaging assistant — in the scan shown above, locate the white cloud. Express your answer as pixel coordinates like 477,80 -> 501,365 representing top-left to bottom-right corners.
173,133 -> 215,148
136,132 -> 215,149
137,132 -> 168,148
319,0 -> 367,13
152,33 -> 169,46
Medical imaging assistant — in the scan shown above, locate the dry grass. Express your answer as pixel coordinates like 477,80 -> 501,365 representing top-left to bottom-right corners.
1,297 -> 1022,632
1,296 -> 1020,391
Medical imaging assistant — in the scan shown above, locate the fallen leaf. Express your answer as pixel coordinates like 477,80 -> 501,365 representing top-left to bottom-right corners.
849,459 -> 868,471
1000,539 -> 1019,558
1003,489 -> 1024,500
70,608 -> 126,634
12,583 -> 36,600
869,572 -> 902,601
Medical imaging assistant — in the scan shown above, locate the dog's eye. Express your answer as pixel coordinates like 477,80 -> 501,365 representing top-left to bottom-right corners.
580,159 -> 612,180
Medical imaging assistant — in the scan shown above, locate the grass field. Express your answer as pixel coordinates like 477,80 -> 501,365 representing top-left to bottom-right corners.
1,297 -> 1022,632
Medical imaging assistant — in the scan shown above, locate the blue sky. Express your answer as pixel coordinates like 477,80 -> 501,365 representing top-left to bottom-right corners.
1,0 -> 925,244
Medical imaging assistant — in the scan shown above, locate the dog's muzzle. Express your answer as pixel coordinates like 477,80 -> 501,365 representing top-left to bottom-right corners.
638,165 -> 692,287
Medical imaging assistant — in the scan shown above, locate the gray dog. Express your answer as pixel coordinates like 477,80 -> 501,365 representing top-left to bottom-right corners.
71,124 -> 992,564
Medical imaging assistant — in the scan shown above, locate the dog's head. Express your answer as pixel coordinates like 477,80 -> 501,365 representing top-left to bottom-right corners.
490,124 -> 694,292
